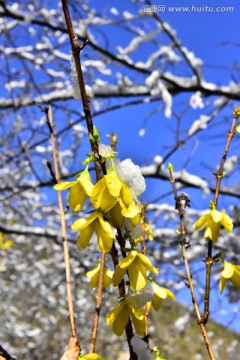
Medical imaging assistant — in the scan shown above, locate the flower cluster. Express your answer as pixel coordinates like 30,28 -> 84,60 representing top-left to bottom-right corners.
54,140 -> 174,338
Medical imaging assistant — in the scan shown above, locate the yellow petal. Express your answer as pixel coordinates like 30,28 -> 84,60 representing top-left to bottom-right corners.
118,250 -> 137,269
109,203 -> 125,229
82,354 -> 102,360
103,269 -> 114,288
128,258 -> 147,290
71,212 -> 98,231
112,304 -> 130,336
219,276 -> 227,294
120,182 -> 133,207
106,301 -> 126,325
194,214 -> 209,231
98,214 -> 115,237
137,253 -> 159,274
221,212 -> 233,232
131,315 -> 146,337
130,213 -> 140,227
152,282 -> 168,299
204,217 -> 221,242
91,179 -> 117,211
95,221 -> 114,252
76,226 -> 94,250
221,261 -> 235,279
86,264 -> 100,279
78,169 -> 93,196
152,295 -> 163,311
112,265 -> 127,287
54,180 -> 78,191
120,201 -> 139,219
105,171 -> 122,197
69,182 -> 87,211
211,209 -> 222,223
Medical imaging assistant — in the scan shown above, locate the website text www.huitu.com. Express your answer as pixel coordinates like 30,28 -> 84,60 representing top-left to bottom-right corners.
141,4 -> 234,13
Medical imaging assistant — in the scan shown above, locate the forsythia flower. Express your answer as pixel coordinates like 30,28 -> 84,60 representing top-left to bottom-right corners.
86,264 -> 114,289
194,208 -> 233,242
112,250 -> 158,290
106,298 -> 145,336
148,281 -> 175,311
72,210 -> 114,252
219,260 -> 240,293
91,168 -> 140,218
79,354 -> 102,359
54,168 -> 93,211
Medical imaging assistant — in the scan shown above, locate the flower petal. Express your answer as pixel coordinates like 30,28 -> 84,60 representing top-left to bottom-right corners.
137,253 -> 159,274
71,212 -> 98,231
69,182 -> 87,211
91,179 -> 117,211
204,217 -> 220,242
118,250 -> 137,269
131,315 -> 146,337
211,209 -> 222,223
105,171 -> 122,197
109,203 -> 125,229
76,226 -> 94,250
112,304 -> 130,336
194,214 -> 209,231
221,261 -> 235,279
221,212 -> 233,232
95,221 -> 114,252
54,180 -> 78,191
219,276 -> 227,294
103,269 -> 114,288
128,258 -> 147,290
78,169 -> 93,196
112,265 -> 127,287
106,302 -> 125,325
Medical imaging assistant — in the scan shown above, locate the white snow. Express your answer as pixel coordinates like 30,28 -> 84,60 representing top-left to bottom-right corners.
189,91 -> 204,109
131,336 -> 151,360
115,159 -> 146,199
188,115 -> 210,136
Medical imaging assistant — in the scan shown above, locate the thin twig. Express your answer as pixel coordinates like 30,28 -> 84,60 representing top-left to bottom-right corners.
168,168 -> 216,360
60,0 -> 105,352
202,107 -> 239,324
46,105 -> 80,352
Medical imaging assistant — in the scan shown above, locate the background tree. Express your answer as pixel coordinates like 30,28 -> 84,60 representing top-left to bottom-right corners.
0,1 -> 239,359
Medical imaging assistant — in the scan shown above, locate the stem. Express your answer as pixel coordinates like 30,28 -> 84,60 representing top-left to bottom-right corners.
89,252 -> 106,353
203,108 -> 238,323
61,0 -> 105,352
47,105 -> 80,351
168,169 -> 216,360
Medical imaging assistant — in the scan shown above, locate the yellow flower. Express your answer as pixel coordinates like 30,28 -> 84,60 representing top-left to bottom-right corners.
86,264 -> 114,289
194,208 -> 233,242
148,281 -> 175,311
144,223 -> 153,240
106,299 -> 146,336
90,168 -> 140,218
219,260 -> 240,293
72,210 -> 114,252
79,354 -> 102,360
112,250 -> 158,290
0,232 -> 13,249
54,168 -> 93,211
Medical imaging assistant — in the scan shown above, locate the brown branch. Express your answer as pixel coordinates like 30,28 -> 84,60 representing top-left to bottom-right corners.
168,168 -> 216,360
61,0 -> 104,352
202,106 -> 239,324
46,104 -> 80,353
0,345 -> 16,360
